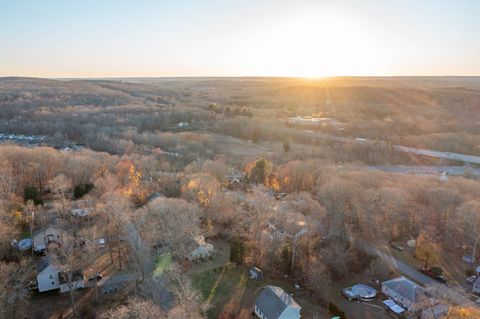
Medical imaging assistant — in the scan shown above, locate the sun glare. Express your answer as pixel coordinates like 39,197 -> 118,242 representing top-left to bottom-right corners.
244,12 -> 389,78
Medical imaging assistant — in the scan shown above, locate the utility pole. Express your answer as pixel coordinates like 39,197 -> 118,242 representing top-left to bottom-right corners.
30,210 -> 35,256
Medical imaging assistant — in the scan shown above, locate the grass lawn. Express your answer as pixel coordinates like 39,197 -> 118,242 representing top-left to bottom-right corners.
191,264 -> 252,318
191,264 -> 330,319
154,253 -> 173,278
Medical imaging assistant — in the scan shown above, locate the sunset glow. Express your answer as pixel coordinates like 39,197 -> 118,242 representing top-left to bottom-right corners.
1,0 -> 479,77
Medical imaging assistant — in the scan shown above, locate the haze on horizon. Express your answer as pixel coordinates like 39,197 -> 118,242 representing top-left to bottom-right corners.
1,0 -> 480,78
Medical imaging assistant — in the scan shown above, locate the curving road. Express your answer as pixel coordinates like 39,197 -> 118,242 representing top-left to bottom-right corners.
285,126 -> 480,165
369,165 -> 480,177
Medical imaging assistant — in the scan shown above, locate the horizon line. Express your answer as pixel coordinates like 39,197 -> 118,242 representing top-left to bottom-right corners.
2,75 -> 480,81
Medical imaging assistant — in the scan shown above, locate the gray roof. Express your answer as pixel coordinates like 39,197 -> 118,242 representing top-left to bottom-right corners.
383,276 -> 424,302
473,276 -> 480,286
37,256 -> 51,273
255,286 -> 300,319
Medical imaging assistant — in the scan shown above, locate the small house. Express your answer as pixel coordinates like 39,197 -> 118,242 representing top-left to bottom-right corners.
187,235 -> 214,260
254,285 -> 301,319
249,267 -> 263,280
37,258 -> 60,293
475,265 -> 480,277
32,226 -> 64,253
382,276 -> 428,313
37,257 -> 84,293
70,208 -> 90,218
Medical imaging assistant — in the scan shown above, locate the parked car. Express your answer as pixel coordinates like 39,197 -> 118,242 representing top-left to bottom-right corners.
421,267 -> 447,283
88,272 -> 103,281
467,275 -> 478,284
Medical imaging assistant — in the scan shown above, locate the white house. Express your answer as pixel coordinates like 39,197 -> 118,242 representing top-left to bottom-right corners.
188,235 -> 214,260
70,207 -> 90,218
32,226 -> 64,253
382,276 -> 427,313
254,286 -> 301,319
37,258 -> 84,293
37,262 -> 60,293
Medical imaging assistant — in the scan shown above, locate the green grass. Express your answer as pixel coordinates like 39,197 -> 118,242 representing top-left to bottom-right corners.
191,265 -> 249,318
153,254 -> 172,278
20,231 -> 31,239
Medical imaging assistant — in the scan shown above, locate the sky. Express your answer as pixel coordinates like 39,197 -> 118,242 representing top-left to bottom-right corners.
1,0 -> 479,78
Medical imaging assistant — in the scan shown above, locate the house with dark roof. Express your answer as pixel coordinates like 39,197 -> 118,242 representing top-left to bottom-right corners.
254,285 -> 301,319
382,276 -> 428,313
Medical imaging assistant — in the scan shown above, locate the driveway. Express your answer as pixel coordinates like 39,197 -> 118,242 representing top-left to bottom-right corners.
363,243 -> 436,286
362,242 -> 478,307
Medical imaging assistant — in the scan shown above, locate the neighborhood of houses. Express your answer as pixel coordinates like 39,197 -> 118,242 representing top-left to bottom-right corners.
246,243 -> 480,319
9,192 -> 480,318
14,197 -> 216,298
249,273 -> 449,319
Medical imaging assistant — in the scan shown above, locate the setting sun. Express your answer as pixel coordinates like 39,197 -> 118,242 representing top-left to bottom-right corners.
2,1 -> 480,318
241,11 -> 390,77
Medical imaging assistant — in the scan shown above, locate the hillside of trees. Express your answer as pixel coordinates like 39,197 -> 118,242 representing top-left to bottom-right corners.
1,77 -> 480,318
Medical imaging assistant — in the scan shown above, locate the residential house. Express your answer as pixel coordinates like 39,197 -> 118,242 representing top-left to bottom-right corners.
254,285 -> 301,319
70,207 -> 90,218
37,257 -> 84,293
475,265 -> 480,277
382,276 -> 428,313
187,235 -> 214,260
32,226 -> 64,253
37,258 -> 59,293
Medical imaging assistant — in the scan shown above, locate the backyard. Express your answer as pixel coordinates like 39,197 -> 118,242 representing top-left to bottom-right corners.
187,240 -> 380,319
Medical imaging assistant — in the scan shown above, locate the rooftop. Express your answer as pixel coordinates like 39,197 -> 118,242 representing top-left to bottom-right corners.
383,276 -> 424,303
255,285 -> 300,318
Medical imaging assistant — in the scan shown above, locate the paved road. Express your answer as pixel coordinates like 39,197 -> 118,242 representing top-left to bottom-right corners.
286,126 -> 480,165
394,145 -> 480,165
369,165 -> 480,177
